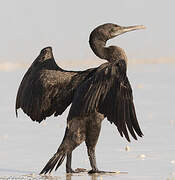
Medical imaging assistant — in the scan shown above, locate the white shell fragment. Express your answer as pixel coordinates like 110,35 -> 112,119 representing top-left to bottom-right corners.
41,121 -> 47,126
125,145 -> 131,152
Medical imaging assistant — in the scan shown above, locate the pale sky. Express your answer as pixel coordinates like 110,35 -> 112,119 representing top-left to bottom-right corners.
0,0 -> 174,62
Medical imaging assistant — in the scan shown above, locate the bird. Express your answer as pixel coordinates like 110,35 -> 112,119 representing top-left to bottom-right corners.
15,23 -> 145,174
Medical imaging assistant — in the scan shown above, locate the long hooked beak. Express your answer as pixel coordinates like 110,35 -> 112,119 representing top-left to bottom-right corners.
122,25 -> 146,32
112,25 -> 146,37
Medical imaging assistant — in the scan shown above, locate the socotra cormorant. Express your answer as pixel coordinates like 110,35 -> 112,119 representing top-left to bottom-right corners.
15,23 -> 145,174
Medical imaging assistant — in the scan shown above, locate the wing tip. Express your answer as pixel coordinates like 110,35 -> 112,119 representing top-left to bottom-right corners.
15,108 -> 18,118
125,132 -> 143,142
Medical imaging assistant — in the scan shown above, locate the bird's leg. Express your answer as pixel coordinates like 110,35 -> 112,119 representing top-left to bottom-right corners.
85,113 -> 112,174
87,147 -> 99,173
87,146 -> 117,174
87,147 -> 116,174
66,150 -> 88,173
86,129 -> 117,174
66,152 -> 75,173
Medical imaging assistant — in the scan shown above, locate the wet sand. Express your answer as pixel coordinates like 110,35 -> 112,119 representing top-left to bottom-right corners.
0,63 -> 175,180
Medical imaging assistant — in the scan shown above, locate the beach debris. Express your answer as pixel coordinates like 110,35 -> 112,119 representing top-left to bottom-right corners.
125,145 -> 131,152
41,121 -> 47,126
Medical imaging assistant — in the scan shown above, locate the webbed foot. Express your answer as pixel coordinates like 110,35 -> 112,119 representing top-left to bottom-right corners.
66,168 -> 76,173
67,168 -> 87,173
88,169 -> 117,174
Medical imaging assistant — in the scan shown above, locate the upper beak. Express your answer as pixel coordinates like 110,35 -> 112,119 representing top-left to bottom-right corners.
122,25 -> 146,33
113,25 -> 146,37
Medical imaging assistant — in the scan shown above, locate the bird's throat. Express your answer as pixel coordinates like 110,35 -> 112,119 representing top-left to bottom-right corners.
89,37 -> 108,60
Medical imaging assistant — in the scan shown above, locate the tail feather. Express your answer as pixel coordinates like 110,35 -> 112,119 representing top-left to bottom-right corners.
40,151 -> 66,174
55,155 -> 66,171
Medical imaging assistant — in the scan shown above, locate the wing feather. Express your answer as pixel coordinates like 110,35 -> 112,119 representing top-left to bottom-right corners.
16,47 -> 97,123
69,60 -> 143,141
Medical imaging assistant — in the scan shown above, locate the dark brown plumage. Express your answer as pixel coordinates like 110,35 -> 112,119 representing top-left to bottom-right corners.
16,47 -> 97,122
16,23 -> 145,174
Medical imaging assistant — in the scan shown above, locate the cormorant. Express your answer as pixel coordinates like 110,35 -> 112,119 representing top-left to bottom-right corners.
15,23 -> 145,174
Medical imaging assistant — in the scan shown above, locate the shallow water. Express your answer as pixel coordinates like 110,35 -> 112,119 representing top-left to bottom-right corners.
0,63 -> 175,180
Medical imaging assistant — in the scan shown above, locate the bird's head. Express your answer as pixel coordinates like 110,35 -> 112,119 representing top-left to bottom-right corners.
89,23 -> 146,61
91,23 -> 146,42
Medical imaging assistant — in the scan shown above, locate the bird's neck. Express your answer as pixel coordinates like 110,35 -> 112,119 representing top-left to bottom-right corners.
89,37 -> 127,63
89,37 -> 108,60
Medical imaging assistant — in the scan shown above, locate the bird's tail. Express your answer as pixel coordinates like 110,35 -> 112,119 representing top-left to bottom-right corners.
40,146 -> 67,174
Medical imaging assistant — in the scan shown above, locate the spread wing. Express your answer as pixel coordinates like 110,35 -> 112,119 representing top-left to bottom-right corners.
16,47 -> 97,123
69,60 -> 143,142
15,47 -> 78,123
